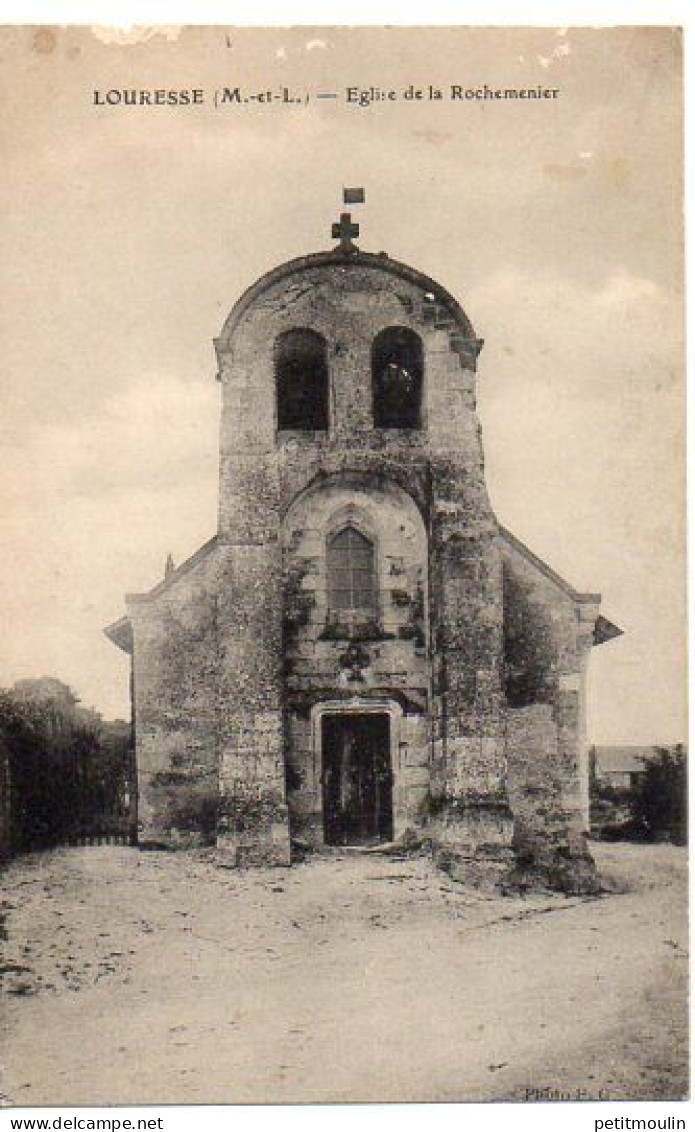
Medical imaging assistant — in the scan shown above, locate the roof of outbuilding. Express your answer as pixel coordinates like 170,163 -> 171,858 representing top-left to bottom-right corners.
593,746 -> 657,773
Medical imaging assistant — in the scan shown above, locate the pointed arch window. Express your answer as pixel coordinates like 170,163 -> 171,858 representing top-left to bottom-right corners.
327,526 -> 377,617
275,328 -> 329,431
371,326 -> 423,429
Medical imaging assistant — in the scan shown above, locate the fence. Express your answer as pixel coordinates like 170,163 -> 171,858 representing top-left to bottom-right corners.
1,736 -> 138,858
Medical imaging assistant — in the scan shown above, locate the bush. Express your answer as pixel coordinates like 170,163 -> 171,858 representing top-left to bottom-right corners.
630,745 -> 687,845
1,679 -> 133,853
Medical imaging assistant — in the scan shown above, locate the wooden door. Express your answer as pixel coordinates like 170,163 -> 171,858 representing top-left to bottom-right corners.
322,713 -> 392,845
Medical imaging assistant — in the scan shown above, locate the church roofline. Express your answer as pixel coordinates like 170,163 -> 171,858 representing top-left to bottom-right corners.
498,524 -> 623,646
106,527 -> 623,652
104,615 -> 133,654
214,248 -> 477,356
104,535 -> 220,652
593,615 -> 624,647
498,524 -> 601,604
125,535 -> 219,605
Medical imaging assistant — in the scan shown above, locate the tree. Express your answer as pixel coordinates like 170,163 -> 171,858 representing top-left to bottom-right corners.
631,744 -> 687,845
0,679 -> 134,854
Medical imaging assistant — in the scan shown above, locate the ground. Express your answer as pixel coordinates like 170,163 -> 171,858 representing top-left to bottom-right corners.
0,842 -> 688,1105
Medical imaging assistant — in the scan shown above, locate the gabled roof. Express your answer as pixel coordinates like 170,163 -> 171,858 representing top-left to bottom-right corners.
103,616 -> 133,654
125,535 -> 218,604
105,526 -> 623,653
498,525 -> 623,647
499,525 -> 601,603
104,535 -> 218,654
593,616 -> 624,646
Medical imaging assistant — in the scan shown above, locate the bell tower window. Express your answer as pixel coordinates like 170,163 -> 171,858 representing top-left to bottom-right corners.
275,328 -> 329,431
371,326 -> 423,430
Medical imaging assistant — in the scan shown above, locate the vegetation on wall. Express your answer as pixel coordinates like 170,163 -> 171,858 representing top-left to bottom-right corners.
503,565 -> 555,707
148,768 -> 218,845
320,618 -> 386,642
218,789 -> 287,835
282,558 -> 316,640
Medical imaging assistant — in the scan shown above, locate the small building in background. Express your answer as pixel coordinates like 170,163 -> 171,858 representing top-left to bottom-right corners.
591,745 -> 655,792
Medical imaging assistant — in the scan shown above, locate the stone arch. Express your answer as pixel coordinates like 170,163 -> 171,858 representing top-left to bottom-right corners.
324,500 -> 379,544
282,472 -> 428,645
281,469 -> 428,529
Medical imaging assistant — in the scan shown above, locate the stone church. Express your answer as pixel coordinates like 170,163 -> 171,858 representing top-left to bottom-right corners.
106,196 -> 620,891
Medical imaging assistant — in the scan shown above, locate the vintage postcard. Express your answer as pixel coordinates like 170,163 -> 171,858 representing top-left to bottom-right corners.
0,25 -> 686,1108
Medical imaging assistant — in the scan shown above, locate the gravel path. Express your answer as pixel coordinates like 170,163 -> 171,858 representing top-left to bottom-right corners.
0,842 -> 687,1104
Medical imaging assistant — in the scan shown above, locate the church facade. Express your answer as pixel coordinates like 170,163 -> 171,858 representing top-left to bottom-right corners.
106,205 -> 620,891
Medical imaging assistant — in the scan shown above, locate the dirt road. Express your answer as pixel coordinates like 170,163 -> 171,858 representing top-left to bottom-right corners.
0,842 -> 687,1104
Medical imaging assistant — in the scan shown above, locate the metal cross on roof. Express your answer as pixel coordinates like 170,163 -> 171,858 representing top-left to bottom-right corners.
332,211 -> 359,251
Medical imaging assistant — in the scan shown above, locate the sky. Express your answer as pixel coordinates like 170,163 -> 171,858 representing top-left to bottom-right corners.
0,25 -> 685,742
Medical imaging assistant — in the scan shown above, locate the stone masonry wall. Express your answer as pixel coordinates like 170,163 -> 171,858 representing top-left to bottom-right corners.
214,254 -> 509,867
127,548 -> 220,846
500,536 -> 599,891
216,541 -> 290,865
281,475 -> 429,842
109,248 -> 607,891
